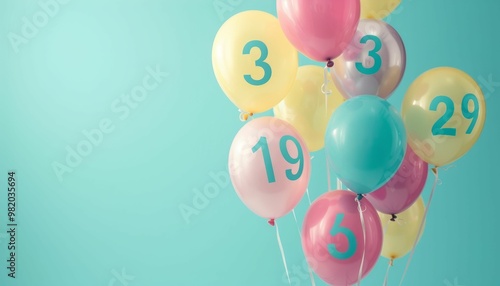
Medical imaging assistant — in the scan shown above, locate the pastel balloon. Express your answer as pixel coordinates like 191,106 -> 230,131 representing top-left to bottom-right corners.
402,67 -> 486,167
332,19 -> 406,99
228,117 -> 310,219
366,145 -> 428,215
360,0 -> 401,19
277,0 -> 360,62
212,11 -> 298,114
302,191 -> 382,285
379,197 -> 425,260
274,65 -> 345,152
325,95 -> 406,194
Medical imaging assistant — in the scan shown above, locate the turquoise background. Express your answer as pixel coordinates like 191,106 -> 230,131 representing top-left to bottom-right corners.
0,0 -> 498,285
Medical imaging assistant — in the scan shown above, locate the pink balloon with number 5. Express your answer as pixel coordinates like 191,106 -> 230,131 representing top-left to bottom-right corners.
228,117 -> 311,220
302,191 -> 382,286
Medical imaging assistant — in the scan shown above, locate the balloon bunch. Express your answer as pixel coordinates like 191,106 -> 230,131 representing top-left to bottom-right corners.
212,0 -> 486,285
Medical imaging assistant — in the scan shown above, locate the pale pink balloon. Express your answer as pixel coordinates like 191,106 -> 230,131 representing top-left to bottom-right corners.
302,191 -> 382,286
365,145 -> 428,215
277,0 -> 360,62
228,117 -> 311,220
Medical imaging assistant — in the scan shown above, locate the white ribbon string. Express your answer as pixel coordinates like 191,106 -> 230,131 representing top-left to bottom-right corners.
291,210 -> 316,286
399,167 -> 439,286
355,197 -> 367,286
326,155 -> 332,192
383,260 -> 394,286
323,64 -> 334,193
306,188 -> 312,205
275,221 -> 291,286
382,218 -> 391,237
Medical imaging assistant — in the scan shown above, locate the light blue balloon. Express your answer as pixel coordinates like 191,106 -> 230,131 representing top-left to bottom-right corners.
325,95 -> 407,194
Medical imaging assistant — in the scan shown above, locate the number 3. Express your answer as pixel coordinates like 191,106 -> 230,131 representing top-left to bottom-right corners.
355,35 -> 382,75
242,40 -> 272,86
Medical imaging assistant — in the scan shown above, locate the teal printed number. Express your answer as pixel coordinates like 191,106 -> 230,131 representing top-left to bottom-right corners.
430,93 -> 480,136
252,135 -> 304,183
355,35 -> 382,75
242,40 -> 272,86
279,135 -> 304,181
328,213 -> 357,260
252,136 -> 275,183
430,96 -> 456,136
462,93 -> 479,134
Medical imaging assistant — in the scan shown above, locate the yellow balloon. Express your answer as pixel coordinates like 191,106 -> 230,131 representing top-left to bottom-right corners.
360,0 -> 401,19
273,66 -> 344,152
379,197 -> 425,260
212,11 -> 298,114
402,67 -> 486,167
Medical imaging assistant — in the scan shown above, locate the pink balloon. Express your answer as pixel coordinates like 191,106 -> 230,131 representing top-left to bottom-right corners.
302,191 -> 382,285
365,145 -> 428,215
277,0 -> 360,62
228,117 -> 311,220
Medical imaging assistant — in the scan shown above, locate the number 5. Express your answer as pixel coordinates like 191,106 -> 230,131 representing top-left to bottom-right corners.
328,213 -> 357,260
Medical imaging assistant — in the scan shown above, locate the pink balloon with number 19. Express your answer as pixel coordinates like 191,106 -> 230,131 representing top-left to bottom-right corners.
228,117 -> 311,220
302,191 -> 382,286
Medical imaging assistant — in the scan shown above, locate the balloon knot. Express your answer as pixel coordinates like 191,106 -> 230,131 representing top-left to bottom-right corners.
431,166 -> 438,175
239,110 -> 254,121
326,60 -> 334,68
268,218 -> 275,227
390,214 -> 397,222
356,194 -> 364,201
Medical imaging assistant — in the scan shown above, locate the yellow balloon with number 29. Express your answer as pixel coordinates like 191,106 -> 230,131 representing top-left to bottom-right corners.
212,11 -> 298,114
402,67 -> 486,167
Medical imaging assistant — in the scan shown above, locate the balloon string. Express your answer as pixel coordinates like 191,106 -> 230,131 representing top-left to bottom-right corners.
336,178 -> 342,190
325,152 -> 333,192
322,65 -> 331,132
382,218 -> 391,237
291,210 -> 316,286
398,166 -> 439,286
306,157 -> 313,205
275,221 -> 291,286
383,259 -> 394,286
355,196 -> 366,286
323,63 -> 334,193
306,188 -> 312,205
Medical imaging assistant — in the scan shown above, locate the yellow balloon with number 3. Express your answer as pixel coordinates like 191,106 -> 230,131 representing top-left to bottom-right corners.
212,11 -> 298,114
402,67 -> 486,167
360,0 -> 401,19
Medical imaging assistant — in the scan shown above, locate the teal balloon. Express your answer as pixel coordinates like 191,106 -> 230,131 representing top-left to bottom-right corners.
325,95 -> 406,194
